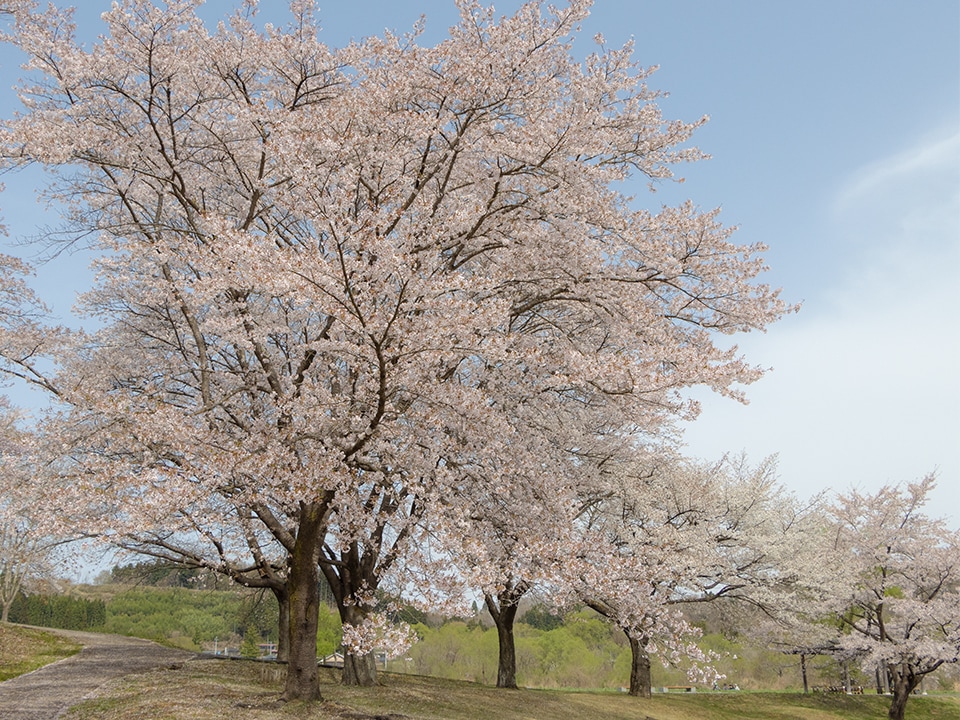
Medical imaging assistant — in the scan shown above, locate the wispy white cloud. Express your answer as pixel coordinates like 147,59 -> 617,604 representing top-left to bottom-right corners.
834,128 -> 960,214
683,126 -> 960,526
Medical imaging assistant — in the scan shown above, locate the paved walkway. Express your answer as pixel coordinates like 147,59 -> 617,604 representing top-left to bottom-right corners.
0,628 -> 194,719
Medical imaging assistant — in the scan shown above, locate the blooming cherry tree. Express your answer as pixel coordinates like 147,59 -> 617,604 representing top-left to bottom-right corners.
572,453 -> 824,697
0,403 -> 75,623
1,0 -> 791,701
825,476 -> 960,720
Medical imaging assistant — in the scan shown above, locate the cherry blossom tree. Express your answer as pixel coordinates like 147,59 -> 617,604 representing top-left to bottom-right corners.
824,476 -> 960,720
0,403 -> 73,623
0,513 -> 42,623
0,254 -> 296,652
417,383 -> 634,689
0,256 -> 72,399
1,0 -> 791,701
572,453 -> 825,697
441,442 -> 584,689
0,488 -> 48,624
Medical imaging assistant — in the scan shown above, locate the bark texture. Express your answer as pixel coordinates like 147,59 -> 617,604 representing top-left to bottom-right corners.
887,664 -> 920,720
337,603 -> 378,687
272,585 -> 290,663
485,589 -> 524,689
282,503 -> 324,702
627,631 -> 652,698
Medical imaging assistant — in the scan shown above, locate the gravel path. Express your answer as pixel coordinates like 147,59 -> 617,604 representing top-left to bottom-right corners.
0,628 -> 194,720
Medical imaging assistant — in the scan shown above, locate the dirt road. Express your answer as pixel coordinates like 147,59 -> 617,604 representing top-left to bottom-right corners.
0,629 -> 193,719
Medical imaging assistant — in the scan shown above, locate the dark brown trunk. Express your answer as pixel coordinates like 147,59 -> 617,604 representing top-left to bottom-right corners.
271,585 -> 290,663
319,552 -> 380,688
342,649 -> 378,686
338,603 -> 378,687
626,631 -> 652,698
801,653 -> 809,694
887,664 -> 920,720
282,502 -> 324,702
485,592 -> 521,689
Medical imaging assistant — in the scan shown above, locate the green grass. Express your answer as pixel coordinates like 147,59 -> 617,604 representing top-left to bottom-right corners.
639,691 -> 960,720
59,658 -> 960,720
0,622 -> 82,680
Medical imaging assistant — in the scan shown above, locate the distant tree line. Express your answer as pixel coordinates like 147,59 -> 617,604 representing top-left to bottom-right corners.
8,593 -> 106,630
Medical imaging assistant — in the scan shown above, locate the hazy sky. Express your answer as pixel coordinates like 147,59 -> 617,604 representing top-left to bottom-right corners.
1,1 -> 957,526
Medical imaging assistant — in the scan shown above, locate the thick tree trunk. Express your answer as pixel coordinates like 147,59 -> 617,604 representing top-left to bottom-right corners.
626,631 -> 652,698
338,603 -> 378,687
485,592 -> 522,689
495,618 -> 518,689
342,648 -> 378,686
887,664 -> 920,720
800,653 -> 808,694
282,503 -> 324,702
888,686 -> 912,720
271,585 -> 290,663
1,602 -> 10,623
319,546 -> 380,688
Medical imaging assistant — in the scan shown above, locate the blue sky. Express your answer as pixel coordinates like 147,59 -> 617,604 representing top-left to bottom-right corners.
1,1 -> 958,526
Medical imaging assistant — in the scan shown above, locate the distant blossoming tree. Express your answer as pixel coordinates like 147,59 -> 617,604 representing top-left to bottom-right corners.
573,453 -> 826,697
0,403 -> 72,623
824,476 -> 960,720
0,0 -> 791,701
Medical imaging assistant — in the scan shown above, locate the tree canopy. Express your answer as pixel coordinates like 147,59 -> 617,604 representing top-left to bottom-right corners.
0,0 -> 793,701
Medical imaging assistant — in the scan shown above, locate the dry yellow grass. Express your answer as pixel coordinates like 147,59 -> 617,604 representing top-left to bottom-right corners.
0,623 -> 81,680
